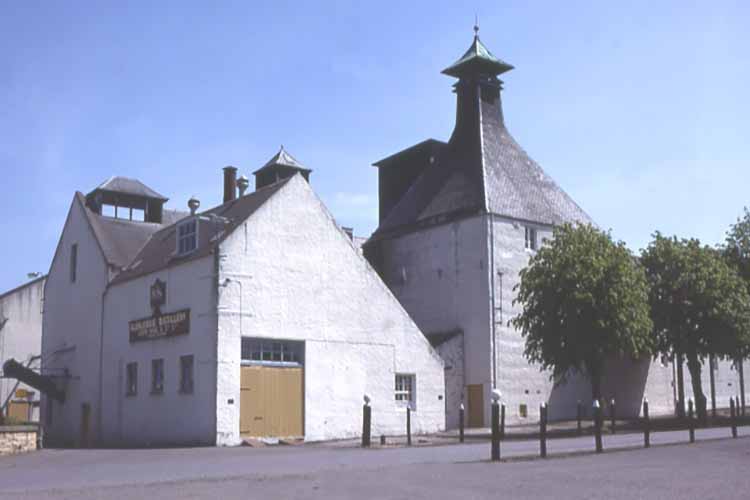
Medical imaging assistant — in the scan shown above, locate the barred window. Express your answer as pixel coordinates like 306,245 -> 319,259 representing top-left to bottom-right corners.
395,374 -> 415,406
241,338 -> 302,364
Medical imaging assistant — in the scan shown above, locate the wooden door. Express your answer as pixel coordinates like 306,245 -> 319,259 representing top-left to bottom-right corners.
7,401 -> 30,422
240,365 -> 303,437
467,384 -> 484,428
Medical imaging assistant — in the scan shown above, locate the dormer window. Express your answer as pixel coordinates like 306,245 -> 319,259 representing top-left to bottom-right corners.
177,219 -> 198,255
524,226 -> 537,251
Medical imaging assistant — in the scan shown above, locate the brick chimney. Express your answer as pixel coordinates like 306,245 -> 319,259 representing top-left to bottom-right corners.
223,166 -> 237,203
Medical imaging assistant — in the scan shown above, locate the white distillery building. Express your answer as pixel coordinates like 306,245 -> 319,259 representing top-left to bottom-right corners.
41,150 -> 444,447
0,276 -> 45,422
363,31 -> 748,427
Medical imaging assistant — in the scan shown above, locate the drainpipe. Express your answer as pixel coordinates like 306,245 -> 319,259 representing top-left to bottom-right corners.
488,215 -> 497,389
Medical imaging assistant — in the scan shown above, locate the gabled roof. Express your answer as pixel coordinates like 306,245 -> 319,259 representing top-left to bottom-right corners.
76,193 -> 166,269
253,146 -> 311,175
110,177 -> 291,285
442,34 -> 514,78
373,139 -> 447,168
90,176 -> 168,201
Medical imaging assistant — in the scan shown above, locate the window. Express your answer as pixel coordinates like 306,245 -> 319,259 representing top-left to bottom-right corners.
177,219 -> 198,255
241,338 -> 302,364
126,362 -> 138,396
395,374 -> 415,406
70,244 -> 78,283
151,359 -> 164,394
524,227 -> 537,250
179,355 -> 194,394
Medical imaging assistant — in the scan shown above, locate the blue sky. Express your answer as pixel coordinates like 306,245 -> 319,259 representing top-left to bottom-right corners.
1,1 -> 748,292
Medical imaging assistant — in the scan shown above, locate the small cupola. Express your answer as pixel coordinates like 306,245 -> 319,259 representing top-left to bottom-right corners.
85,176 -> 168,223
253,146 -> 312,191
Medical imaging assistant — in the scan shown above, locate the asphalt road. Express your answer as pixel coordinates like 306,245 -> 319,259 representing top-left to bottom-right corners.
0,426 -> 747,499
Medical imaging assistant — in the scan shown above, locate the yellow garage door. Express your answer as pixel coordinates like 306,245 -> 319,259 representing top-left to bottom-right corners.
240,365 -> 303,437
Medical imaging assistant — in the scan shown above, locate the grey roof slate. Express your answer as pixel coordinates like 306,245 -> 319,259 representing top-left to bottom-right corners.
91,176 -> 168,201
77,193 -> 165,269
253,146 -> 311,174
110,177 -> 291,285
370,37 -> 592,239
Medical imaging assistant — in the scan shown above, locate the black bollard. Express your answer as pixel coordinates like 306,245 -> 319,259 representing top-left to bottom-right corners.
459,403 -> 465,443
576,400 -> 583,436
730,398 -> 738,438
406,406 -> 412,446
594,401 -> 603,453
540,403 -> 548,458
500,403 -> 506,440
610,399 -> 616,435
643,399 -> 650,448
491,402 -> 500,461
688,399 -> 695,443
362,403 -> 371,448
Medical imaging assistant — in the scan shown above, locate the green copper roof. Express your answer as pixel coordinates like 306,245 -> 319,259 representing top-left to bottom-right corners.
442,34 -> 514,78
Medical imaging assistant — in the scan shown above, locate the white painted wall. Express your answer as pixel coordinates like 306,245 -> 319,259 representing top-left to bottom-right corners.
41,197 -> 109,446
0,277 -> 45,421
374,216 -> 490,427
216,175 -> 445,444
100,255 -> 218,446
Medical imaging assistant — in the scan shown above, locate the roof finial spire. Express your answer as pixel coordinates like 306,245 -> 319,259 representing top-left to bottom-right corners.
474,14 -> 479,38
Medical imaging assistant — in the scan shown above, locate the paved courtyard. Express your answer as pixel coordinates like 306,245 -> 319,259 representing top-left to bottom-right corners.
0,426 -> 747,499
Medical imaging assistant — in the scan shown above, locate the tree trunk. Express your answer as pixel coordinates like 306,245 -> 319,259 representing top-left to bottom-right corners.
676,352 -> 686,418
738,357 -> 745,416
588,360 -> 602,404
685,351 -> 707,422
709,354 -> 717,418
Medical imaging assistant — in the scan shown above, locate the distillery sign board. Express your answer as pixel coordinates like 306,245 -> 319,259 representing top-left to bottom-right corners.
129,309 -> 190,342
128,279 -> 189,342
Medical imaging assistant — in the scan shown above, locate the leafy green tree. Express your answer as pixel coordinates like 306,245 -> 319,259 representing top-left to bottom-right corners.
512,223 -> 653,400
723,208 -> 750,412
641,233 -> 750,420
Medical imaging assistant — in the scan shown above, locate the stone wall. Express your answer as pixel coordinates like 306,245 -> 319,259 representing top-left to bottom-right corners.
0,426 -> 37,455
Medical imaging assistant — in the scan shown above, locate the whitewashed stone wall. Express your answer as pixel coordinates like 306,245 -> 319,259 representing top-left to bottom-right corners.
0,277 -> 44,422
41,198 -> 109,446
374,216 -> 490,427
100,256 -> 218,447
216,175 -> 445,444
432,333 -> 464,429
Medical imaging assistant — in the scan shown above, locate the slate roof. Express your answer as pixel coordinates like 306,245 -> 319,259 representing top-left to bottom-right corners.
90,176 -> 168,201
110,177 -> 291,285
370,34 -> 592,239
253,146 -> 311,175
76,193 -> 166,269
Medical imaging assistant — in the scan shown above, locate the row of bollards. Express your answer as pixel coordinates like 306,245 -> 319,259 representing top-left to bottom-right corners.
361,394 -> 744,455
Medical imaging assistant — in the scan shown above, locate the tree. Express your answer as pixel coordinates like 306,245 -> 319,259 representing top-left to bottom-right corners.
512,223 -> 653,400
723,207 -> 750,413
641,233 -> 750,420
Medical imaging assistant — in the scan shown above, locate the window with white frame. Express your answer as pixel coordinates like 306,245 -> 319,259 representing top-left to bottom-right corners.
177,219 -> 198,255
241,338 -> 302,364
524,226 -> 537,250
395,374 -> 415,406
